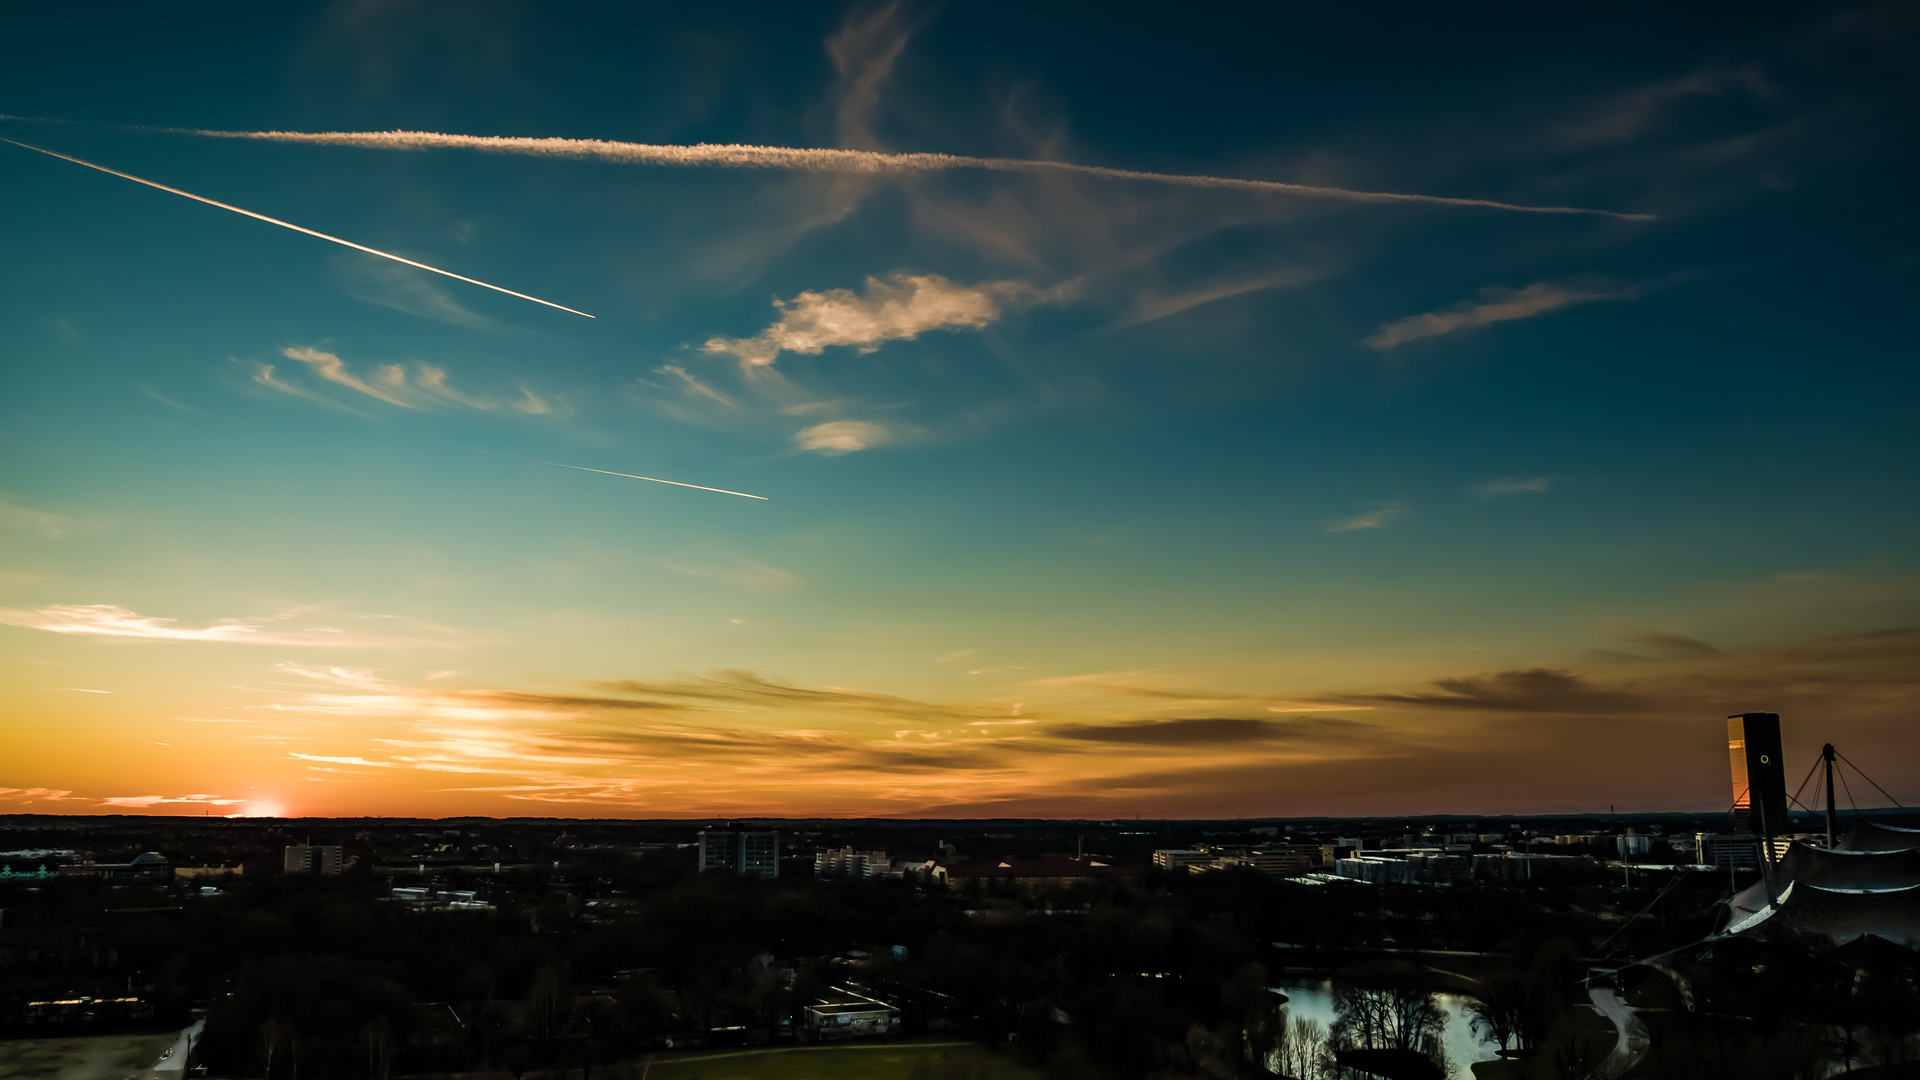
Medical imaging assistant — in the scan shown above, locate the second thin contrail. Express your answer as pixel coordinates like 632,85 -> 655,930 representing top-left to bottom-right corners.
0,137 -> 594,319
479,452 -> 768,501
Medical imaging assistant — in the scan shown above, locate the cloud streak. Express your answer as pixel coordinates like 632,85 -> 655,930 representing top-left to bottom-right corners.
1473,476 -> 1552,498
0,137 -> 594,318
260,347 -> 566,416
157,126 -> 1653,220
1047,716 -> 1357,745
0,603 -> 458,647
1327,505 -> 1405,533
1365,281 -> 1635,350
0,498 -> 75,537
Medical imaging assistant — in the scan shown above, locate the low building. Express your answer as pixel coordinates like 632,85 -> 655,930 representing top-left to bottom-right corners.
1153,849 -> 1211,872
174,864 -> 244,880
935,856 -> 1142,894
804,986 -> 900,1040
699,824 -> 779,878
1617,834 -> 1655,859
816,847 -> 891,878
284,844 -> 344,875
1473,852 -> 1596,883
1695,833 -> 1761,871
390,885 -> 493,911
52,852 -> 171,882
1188,846 -> 1320,878
1334,852 -> 1471,885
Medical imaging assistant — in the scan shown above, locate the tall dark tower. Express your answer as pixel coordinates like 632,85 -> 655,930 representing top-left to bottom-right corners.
1728,713 -> 1789,843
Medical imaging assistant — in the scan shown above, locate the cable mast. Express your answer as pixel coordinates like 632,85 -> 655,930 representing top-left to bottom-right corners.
1823,743 -> 1838,849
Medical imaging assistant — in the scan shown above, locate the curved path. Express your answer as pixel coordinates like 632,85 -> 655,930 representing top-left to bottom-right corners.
1588,988 -> 1649,1079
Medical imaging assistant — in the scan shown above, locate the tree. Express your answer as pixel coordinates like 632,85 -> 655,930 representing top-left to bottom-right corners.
1331,984 -> 1444,1056
1278,1017 -> 1333,1080
257,1016 -> 297,1080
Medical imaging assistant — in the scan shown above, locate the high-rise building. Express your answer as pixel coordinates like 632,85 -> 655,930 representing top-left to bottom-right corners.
698,824 -> 779,878
283,844 -> 343,875
1727,713 -> 1790,840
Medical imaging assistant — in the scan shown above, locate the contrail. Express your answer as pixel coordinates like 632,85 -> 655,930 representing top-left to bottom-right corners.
0,137 -> 594,318
160,126 -> 1651,221
478,451 -> 768,501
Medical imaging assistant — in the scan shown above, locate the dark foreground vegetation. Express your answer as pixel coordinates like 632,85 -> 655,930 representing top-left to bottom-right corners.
1,815 -> 1916,1079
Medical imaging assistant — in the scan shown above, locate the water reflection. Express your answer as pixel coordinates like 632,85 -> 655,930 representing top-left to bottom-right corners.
1275,980 -> 1503,1079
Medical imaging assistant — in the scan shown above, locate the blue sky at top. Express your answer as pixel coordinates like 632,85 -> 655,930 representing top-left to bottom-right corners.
0,1 -> 1914,818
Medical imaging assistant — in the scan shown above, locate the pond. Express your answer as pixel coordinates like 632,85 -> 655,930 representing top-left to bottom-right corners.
1274,980 -> 1503,1079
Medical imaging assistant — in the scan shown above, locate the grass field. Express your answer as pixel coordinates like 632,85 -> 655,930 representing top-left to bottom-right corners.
0,1032 -> 177,1080
635,1039 -> 1045,1080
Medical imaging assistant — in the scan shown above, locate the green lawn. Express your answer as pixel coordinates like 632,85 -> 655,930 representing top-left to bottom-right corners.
0,1032 -> 177,1080
637,1039 -> 1045,1080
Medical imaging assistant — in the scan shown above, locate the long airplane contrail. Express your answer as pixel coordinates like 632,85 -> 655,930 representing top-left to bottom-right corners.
478,451 -> 768,500
0,137 -> 595,318
157,126 -> 1651,221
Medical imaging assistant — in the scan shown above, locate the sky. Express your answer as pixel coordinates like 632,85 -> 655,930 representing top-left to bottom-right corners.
1,1 -> 1916,820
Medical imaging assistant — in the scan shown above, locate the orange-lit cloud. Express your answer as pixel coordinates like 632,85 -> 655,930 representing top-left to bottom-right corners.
5,621 -> 1911,818
702,272 -> 1042,367
794,419 -> 897,455
0,604 -> 460,648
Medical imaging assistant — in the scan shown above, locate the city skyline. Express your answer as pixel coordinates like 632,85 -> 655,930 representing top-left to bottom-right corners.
1,2 -> 1916,819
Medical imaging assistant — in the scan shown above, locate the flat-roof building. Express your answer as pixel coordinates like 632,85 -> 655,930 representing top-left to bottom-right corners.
1152,849 -> 1211,871
804,987 -> 900,1039
816,847 -> 890,878
284,844 -> 343,876
698,824 -> 779,878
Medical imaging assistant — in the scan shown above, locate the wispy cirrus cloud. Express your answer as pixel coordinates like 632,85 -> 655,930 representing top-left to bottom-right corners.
258,346 -> 566,416
1047,716 -> 1363,745
1117,264 -> 1330,330
667,559 -> 802,592
0,604 -> 460,648
288,753 -> 399,768
99,793 -> 244,808
1327,505 -> 1406,533
0,787 -> 75,802
0,604 -> 281,643
1473,476 -> 1552,498
253,363 -> 359,412
1615,629 -> 1724,659
0,498 -> 74,537
655,364 -> 736,408
1364,281 -> 1638,350
702,272 -> 1048,367
332,254 -> 500,330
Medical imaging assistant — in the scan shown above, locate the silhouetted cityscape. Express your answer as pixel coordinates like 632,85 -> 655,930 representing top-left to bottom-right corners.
3,714 -> 1916,1078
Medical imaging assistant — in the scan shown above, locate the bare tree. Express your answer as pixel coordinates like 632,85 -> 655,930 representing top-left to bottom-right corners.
1278,1017 -> 1333,1079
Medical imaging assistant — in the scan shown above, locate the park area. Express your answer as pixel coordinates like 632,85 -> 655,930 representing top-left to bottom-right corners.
635,1039 -> 1044,1080
0,1032 -> 178,1080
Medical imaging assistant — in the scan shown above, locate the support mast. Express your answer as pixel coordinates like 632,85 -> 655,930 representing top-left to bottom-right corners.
1824,743 -> 1838,849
